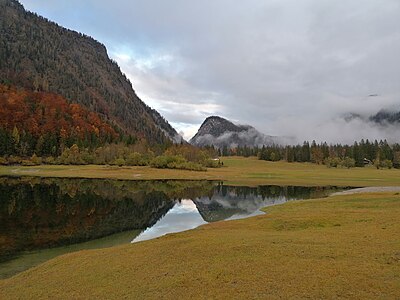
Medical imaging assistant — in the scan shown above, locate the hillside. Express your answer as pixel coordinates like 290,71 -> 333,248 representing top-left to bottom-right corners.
0,85 -> 121,156
0,0 -> 181,144
190,116 -> 280,148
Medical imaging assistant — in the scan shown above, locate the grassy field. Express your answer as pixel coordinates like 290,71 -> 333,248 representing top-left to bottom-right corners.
1,156 -> 399,186
1,192 -> 399,299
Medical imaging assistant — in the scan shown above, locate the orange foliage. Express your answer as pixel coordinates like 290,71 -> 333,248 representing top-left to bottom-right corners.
0,85 -> 118,139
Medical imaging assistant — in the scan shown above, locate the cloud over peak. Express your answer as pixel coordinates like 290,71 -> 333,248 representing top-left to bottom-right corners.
20,0 -> 400,142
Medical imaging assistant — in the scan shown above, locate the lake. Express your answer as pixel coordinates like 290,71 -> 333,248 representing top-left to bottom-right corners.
0,177 -> 346,278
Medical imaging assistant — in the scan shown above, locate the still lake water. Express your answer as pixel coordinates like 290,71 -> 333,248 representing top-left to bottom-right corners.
0,177 -> 345,278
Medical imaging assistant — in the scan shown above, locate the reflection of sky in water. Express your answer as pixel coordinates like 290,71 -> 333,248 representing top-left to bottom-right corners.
132,196 -> 289,243
131,186 -> 340,243
1,180 -> 341,279
132,200 -> 207,243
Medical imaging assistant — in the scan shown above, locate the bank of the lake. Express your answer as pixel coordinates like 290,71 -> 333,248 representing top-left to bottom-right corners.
1,177 -> 341,279
1,157 -> 399,186
1,192 -> 399,299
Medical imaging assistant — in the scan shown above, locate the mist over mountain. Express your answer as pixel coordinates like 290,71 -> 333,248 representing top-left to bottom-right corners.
369,110 -> 400,125
190,116 -> 290,148
343,109 -> 400,125
0,0 -> 182,144
321,108 -> 400,145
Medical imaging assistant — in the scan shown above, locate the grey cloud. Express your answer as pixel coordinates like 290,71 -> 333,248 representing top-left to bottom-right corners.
21,0 -> 400,142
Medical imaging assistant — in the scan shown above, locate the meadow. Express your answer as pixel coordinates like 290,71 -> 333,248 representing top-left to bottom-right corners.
0,156 -> 399,186
0,157 -> 399,299
0,192 -> 399,299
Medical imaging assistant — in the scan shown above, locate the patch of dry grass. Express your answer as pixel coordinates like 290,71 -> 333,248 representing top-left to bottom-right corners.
1,193 -> 399,299
1,157 -> 399,186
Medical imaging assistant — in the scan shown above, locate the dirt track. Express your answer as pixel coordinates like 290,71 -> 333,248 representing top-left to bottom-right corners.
332,186 -> 400,196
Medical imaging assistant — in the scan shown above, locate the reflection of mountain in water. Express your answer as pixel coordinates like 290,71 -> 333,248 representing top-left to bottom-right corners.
194,185 -> 340,222
0,177 -> 214,261
0,177 -> 346,279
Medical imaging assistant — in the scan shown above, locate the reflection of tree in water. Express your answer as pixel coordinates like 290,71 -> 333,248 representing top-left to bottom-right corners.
257,185 -> 341,200
0,178 -> 343,263
0,177 -> 215,262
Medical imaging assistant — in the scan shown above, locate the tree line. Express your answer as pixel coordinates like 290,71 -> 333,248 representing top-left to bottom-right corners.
0,85 -> 221,171
216,140 -> 400,169
0,85 -> 126,157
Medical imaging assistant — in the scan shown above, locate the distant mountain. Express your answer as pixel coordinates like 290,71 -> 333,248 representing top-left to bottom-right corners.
190,116 -> 284,148
343,109 -> 400,126
342,112 -> 364,123
369,110 -> 400,125
0,0 -> 182,144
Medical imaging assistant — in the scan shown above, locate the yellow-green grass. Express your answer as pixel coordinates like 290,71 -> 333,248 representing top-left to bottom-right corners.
1,157 -> 399,186
1,192 -> 399,299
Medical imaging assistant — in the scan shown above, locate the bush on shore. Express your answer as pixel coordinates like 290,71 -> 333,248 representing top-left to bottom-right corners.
0,144 -> 214,171
150,155 -> 206,171
324,157 -> 356,168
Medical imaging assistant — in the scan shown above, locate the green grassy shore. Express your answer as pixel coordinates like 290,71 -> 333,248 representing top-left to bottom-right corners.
0,156 -> 399,186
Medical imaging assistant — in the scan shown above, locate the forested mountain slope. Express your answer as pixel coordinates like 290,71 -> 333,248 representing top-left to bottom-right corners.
0,0 -> 181,144
0,85 -> 120,156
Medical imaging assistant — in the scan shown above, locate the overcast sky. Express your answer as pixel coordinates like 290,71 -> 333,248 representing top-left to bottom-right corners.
20,0 -> 400,143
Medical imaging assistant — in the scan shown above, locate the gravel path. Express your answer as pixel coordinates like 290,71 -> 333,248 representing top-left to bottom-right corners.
331,186 -> 400,196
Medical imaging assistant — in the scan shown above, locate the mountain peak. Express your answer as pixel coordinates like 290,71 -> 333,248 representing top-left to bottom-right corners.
195,116 -> 250,138
190,116 -> 280,148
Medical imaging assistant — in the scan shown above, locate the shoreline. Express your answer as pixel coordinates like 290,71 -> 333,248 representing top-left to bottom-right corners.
1,157 -> 399,187
1,191 -> 399,299
331,186 -> 400,196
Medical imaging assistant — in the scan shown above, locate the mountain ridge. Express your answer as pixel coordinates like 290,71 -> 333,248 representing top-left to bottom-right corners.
369,109 -> 400,125
190,116 -> 283,148
0,0 -> 182,144
344,109 -> 400,126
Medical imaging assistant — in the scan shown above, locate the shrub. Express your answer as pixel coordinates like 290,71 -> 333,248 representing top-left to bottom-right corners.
0,157 -> 8,165
203,159 -> 221,168
393,152 -> 400,169
150,155 -> 185,169
30,154 -> 42,165
7,156 -> 22,165
21,159 -> 35,166
381,159 -> 393,169
373,158 -> 393,169
112,158 -> 126,167
340,157 -> 355,169
150,155 -> 206,171
58,144 -> 84,165
324,157 -> 341,168
126,152 -> 150,166
81,151 -> 95,164
43,156 -> 56,165
325,157 -> 356,169
182,162 -> 207,171
374,158 -> 380,169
